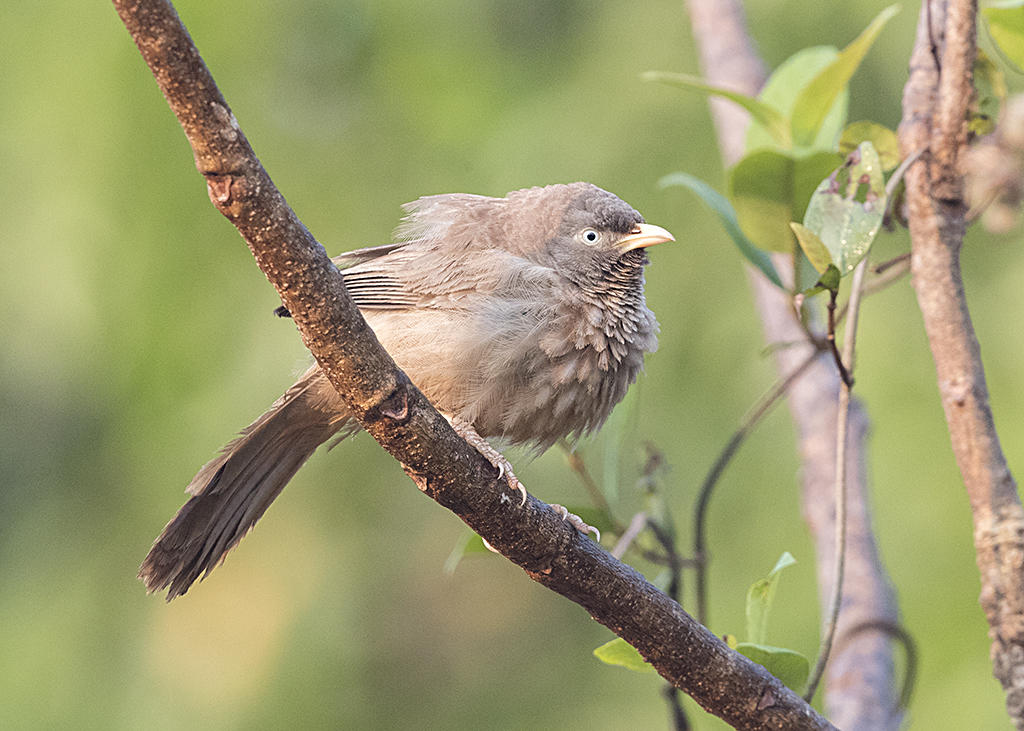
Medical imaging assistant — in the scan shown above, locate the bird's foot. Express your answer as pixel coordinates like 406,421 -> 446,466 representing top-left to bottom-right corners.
489,454 -> 527,507
447,416 -> 527,506
479,504 -> 599,555
550,504 -> 601,542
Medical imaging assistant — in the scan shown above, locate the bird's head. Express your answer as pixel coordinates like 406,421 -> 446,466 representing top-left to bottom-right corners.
509,182 -> 673,289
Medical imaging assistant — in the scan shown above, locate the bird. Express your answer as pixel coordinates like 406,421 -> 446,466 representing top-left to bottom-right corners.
139,182 -> 674,600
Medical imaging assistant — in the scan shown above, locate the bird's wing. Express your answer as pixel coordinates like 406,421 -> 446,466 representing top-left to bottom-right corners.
329,243 -> 419,309
330,243 -> 405,269
339,253 -> 422,309
338,242 -> 555,311
329,191 -> 551,310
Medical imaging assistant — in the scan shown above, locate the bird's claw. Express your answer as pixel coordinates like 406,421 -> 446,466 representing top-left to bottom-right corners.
508,474 -> 528,507
485,454 -> 526,506
492,460 -> 527,505
445,415 -> 527,506
550,504 -> 601,542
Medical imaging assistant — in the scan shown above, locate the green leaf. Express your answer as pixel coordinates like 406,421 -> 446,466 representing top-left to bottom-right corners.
729,151 -> 794,252
971,50 -> 1008,136
643,71 -> 791,147
659,172 -> 783,288
802,141 -> 886,275
802,264 -> 842,296
735,643 -> 810,693
839,121 -> 900,170
790,222 -> 833,274
746,46 -> 848,153
984,4 -> 1024,73
790,5 -> 900,148
745,551 -> 797,645
593,638 -> 657,674
728,149 -> 841,252
795,250 -> 829,294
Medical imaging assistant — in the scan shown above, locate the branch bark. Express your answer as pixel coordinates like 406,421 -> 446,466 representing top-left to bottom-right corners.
686,1 -> 903,728
900,1 -> 1024,725
113,0 -> 832,727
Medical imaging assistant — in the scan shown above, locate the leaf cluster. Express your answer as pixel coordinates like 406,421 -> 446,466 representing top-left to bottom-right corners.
650,6 -> 900,296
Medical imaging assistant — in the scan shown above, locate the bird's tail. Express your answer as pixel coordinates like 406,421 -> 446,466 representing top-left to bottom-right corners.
139,367 -> 351,600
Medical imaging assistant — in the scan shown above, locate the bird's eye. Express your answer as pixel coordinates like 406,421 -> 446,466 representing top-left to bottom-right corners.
581,229 -> 601,245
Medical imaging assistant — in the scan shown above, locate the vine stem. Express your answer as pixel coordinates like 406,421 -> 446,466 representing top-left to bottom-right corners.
804,255 -> 870,701
693,350 -> 817,625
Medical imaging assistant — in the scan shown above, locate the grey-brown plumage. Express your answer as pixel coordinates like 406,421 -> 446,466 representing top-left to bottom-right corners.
140,182 -> 673,599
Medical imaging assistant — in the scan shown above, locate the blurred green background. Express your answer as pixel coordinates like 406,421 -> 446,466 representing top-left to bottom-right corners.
2,1 -> 1020,728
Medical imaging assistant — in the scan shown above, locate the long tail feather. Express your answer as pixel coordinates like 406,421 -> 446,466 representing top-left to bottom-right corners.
139,369 -> 351,600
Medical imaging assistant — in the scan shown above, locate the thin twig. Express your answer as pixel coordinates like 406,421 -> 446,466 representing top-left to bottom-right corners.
693,350 -> 817,625
823,150 -> 923,403
826,290 -> 854,388
647,517 -> 684,601
883,149 -> 927,219
639,450 -> 691,731
653,539 -> 688,731
610,511 -> 649,560
840,619 -> 919,711
834,255 -> 911,325
664,683 -> 692,731
801,149 -> 921,717
563,446 -> 676,566
561,442 -> 617,525
864,256 -> 911,293
872,253 -> 911,276
805,255 -> 870,701
560,444 -> 699,584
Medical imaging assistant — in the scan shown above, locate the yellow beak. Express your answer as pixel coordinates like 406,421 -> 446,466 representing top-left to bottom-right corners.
617,223 -> 675,251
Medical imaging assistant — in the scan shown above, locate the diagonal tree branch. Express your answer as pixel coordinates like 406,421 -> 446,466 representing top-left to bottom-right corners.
685,1 -> 903,728
113,0 -> 832,727
900,1 -> 1024,725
